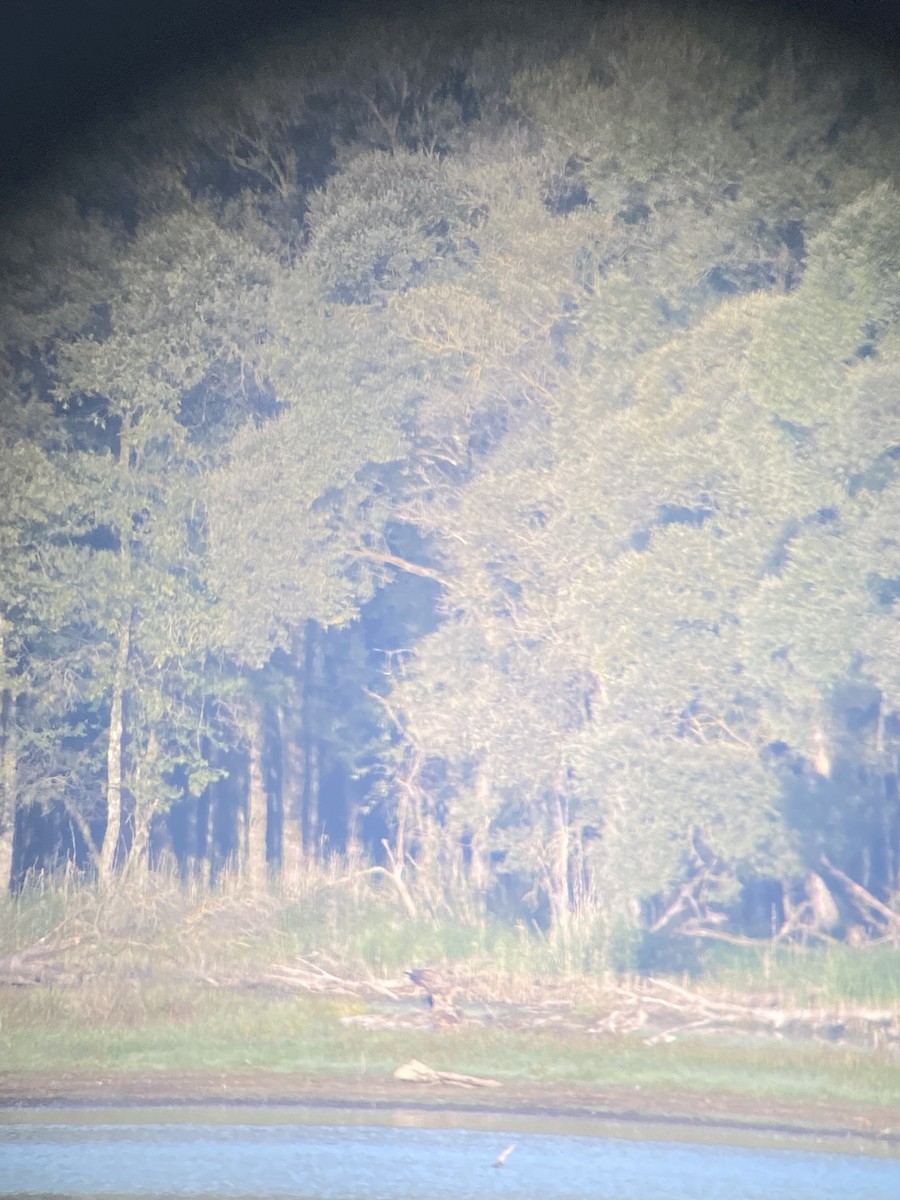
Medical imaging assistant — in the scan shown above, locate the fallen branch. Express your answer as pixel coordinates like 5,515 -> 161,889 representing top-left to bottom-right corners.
354,547 -> 450,588
393,1058 -> 501,1088
820,857 -> 900,934
621,977 -> 898,1031
644,1015 -> 722,1044
0,935 -> 82,985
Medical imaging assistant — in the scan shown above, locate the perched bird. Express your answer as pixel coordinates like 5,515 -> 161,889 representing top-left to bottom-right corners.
493,1143 -> 516,1169
406,966 -> 451,1008
406,966 -> 461,1023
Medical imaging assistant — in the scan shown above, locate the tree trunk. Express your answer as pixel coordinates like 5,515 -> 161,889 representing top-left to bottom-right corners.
60,793 -> 101,870
99,610 -> 132,881
0,687 -> 16,895
305,734 -> 320,852
469,764 -> 493,901
547,785 -> 571,942
204,783 -> 217,880
279,702 -> 305,886
129,805 -> 153,874
303,622 -> 321,852
279,627 -> 306,886
890,754 -> 900,896
245,700 -> 268,891
345,795 -> 361,859
125,729 -> 159,875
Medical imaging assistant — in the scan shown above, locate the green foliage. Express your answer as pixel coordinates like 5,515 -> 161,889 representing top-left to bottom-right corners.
0,0 -> 898,945
370,9 -> 900,932
703,940 -> 900,1008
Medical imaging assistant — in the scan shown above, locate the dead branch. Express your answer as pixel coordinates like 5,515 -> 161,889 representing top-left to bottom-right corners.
392,1058 -> 501,1088
618,976 -> 898,1035
677,921 -> 821,947
644,1015 -> 722,1044
354,546 -> 450,587
362,686 -> 406,733
380,839 -> 418,920
820,856 -> 900,933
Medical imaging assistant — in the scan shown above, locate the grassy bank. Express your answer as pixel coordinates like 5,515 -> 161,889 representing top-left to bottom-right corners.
3,988 -> 898,1111
2,867 -> 899,1124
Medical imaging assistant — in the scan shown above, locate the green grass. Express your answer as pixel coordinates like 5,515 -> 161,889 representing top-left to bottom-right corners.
274,894 -> 554,976
2,984 -> 897,1111
701,940 -> 900,1007
2,868 -> 899,1118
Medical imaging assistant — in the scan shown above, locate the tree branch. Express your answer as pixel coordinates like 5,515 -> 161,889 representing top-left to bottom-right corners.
355,547 -> 450,587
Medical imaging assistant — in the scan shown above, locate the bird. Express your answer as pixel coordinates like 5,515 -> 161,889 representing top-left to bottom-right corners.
406,966 -> 452,1008
493,1143 -> 516,1168
406,966 -> 462,1023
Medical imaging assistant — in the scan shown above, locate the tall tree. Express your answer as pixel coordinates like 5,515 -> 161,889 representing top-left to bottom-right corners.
0,198 -> 124,885
43,183 -> 275,878
379,17 -> 900,943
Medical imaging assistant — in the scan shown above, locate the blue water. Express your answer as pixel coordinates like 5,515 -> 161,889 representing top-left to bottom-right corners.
1,1117 -> 898,1200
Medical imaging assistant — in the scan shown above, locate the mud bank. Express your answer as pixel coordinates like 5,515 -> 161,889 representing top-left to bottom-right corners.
2,1070 -> 899,1151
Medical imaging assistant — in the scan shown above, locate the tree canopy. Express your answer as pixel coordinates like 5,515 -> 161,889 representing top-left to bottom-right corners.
2,0 -> 898,958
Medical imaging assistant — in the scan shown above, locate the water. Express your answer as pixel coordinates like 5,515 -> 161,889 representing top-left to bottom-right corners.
1,1110 -> 898,1200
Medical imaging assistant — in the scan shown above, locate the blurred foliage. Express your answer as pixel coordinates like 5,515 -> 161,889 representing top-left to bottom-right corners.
0,1 -> 898,958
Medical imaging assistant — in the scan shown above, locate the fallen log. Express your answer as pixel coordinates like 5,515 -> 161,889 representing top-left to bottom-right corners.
393,1058 -> 501,1088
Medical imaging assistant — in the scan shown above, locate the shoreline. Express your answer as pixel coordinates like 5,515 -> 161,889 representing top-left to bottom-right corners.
3,1072 -> 899,1151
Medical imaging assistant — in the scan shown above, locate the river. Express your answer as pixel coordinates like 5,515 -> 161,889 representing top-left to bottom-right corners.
1,1107 -> 898,1199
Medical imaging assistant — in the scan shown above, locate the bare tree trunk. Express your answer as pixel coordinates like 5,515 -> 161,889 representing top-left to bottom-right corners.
875,696 -> 898,899
548,785 -> 571,942
128,806 -> 153,874
245,700 -> 268,891
280,712 -> 305,885
305,736 -> 320,851
60,792 -> 101,868
570,826 -> 587,916
99,610 -> 132,881
303,622 -> 322,852
124,729 -> 159,875
890,753 -> 900,896
204,783 -> 217,881
469,764 -> 493,901
345,798 -> 361,859
0,686 -> 16,895
280,627 -> 307,885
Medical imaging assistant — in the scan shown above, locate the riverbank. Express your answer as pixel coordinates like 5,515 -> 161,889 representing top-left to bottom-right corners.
3,875 -> 899,1150
3,1069 -> 900,1154
4,974 -> 900,1147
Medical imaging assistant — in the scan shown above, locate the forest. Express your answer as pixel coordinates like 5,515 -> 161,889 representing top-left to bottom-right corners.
1,0 -> 899,966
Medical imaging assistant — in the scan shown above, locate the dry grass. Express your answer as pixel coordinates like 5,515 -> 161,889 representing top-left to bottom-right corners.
1,864 -> 899,1119
2,859 -> 899,1033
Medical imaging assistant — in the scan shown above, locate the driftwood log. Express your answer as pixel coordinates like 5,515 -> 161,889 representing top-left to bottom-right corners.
393,1058 -> 501,1088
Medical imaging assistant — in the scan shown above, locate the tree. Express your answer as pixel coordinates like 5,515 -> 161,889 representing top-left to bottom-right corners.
3,0 -> 898,938
35,183 -> 277,879
378,17 -> 900,946
0,197 -> 125,887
